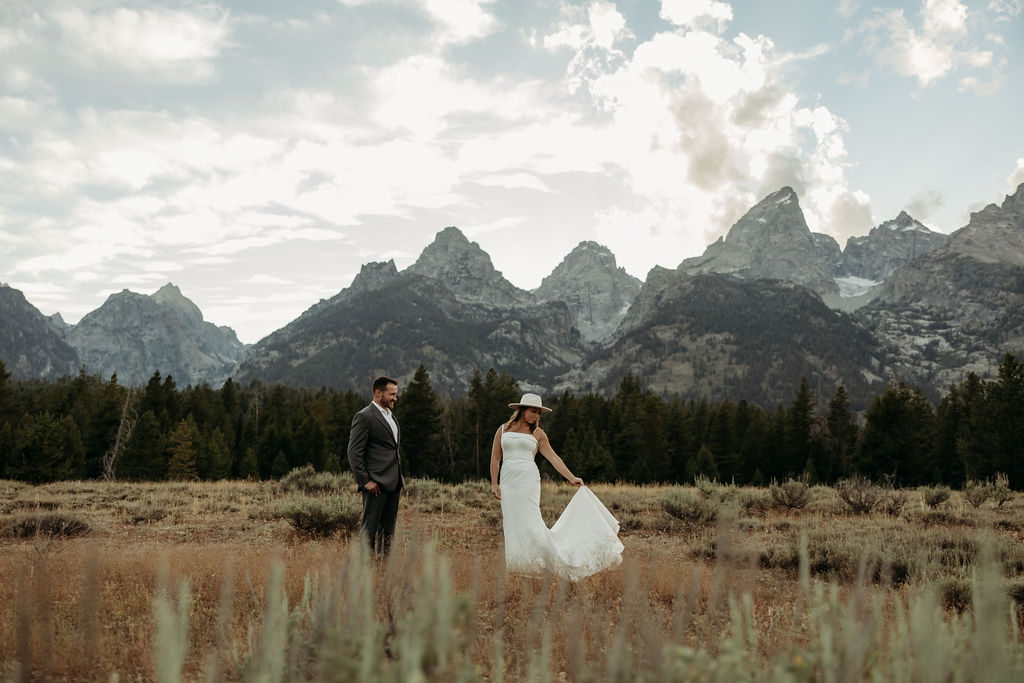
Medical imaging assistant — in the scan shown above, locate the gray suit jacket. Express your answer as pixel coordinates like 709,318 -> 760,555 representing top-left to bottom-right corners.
347,403 -> 404,492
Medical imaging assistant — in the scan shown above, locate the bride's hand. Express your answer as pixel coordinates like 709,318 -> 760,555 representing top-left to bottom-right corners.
569,476 -> 584,487
491,484 -> 501,500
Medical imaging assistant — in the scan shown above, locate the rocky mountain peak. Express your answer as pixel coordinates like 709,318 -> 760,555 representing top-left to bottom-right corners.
721,186 -> 810,249
408,227 -> 488,278
406,226 -> 529,306
66,284 -> 244,387
679,187 -> 837,297
947,182 -> 1024,266
0,284 -> 80,379
152,282 -> 203,322
534,241 -> 642,342
350,260 -> 398,293
842,211 -> 946,281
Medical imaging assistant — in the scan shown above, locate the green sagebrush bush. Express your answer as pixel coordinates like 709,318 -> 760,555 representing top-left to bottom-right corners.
963,479 -> 991,508
921,485 -> 952,509
2,510 -> 90,538
272,495 -> 361,538
992,472 -> 1014,509
834,475 -> 883,514
278,464 -> 355,496
660,489 -> 718,526
769,477 -> 811,511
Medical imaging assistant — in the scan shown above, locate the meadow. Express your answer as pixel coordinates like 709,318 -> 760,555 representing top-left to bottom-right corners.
2,473 -> 1024,681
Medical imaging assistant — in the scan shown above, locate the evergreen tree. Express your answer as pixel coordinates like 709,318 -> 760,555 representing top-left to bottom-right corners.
574,424 -> 616,482
784,378 -> 816,477
204,428 -> 233,480
119,410 -> 166,480
294,415 -> 327,471
396,365 -> 445,479
685,444 -> 718,482
270,450 -> 290,478
988,353 -> 1024,487
931,382 -> 969,486
824,386 -> 858,480
0,360 -> 13,476
238,447 -> 259,479
166,417 -> 199,481
855,381 -> 935,484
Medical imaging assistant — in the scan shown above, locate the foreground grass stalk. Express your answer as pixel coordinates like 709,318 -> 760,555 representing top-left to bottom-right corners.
153,577 -> 191,683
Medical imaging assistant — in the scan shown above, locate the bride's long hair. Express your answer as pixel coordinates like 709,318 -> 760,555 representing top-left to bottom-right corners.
502,407 -> 538,433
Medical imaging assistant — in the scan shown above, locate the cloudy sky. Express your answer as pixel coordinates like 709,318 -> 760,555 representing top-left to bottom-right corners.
1,0 -> 1022,344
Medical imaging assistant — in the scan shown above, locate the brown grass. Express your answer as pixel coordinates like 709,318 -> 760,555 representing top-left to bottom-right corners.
1,478 -> 1023,680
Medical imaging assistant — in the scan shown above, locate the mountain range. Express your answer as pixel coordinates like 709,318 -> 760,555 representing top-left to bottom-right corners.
3,182 -> 1022,410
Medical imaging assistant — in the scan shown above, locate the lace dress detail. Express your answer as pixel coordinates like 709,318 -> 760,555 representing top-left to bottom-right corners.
498,431 -> 623,581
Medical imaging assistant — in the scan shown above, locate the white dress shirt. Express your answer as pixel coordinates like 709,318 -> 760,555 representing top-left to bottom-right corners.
372,401 -> 399,443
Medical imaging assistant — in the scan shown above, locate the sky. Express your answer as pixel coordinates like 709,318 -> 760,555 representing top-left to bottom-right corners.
1,0 -> 1022,344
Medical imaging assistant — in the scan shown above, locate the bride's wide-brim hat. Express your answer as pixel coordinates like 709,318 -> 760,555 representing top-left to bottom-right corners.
509,393 -> 552,412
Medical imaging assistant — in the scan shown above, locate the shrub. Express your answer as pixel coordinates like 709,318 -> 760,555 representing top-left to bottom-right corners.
453,481 -> 490,508
992,473 -> 1014,509
661,490 -> 718,526
963,480 -> 991,508
693,473 -> 718,499
278,465 -> 353,496
2,511 -> 91,538
940,577 -> 973,613
1007,578 -> 1024,607
478,508 -> 502,529
769,477 -> 811,511
734,489 -> 771,516
921,485 -> 952,509
834,476 -> 882,514
273,496 -> 361,538
128,502 -> 169,525
880,488 -> 909,516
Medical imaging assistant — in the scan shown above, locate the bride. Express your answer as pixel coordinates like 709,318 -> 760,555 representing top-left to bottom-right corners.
489,393 -> 623,580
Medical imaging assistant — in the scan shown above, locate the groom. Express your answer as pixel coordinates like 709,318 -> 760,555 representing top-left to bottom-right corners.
347,375 -> 404,557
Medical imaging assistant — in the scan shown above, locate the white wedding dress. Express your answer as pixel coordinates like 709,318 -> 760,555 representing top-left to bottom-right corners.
499,430 -> 623,581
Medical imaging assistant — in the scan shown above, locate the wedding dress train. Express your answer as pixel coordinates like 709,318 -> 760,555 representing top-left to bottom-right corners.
498,430 -> 623,581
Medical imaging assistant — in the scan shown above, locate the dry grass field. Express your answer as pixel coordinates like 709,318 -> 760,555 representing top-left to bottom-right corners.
2,475 -> 1024,681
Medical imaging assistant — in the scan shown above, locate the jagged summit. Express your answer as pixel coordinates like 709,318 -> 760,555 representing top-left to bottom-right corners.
350,260 -> 398,293
844,212 -> 946,281
944,181 -> 1024,265
0,284 -> 80,380
679,186 -> 838,297
534,241 -> 641,343
67,283 -> 244,387
885,211 -> 929,232
406,226 -> 529,306
152,282 -> 203,322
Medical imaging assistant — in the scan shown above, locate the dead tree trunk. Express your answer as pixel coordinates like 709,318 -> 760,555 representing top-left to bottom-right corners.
102,378 -> 138,481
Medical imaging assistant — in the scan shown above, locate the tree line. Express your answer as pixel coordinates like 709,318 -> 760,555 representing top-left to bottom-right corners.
1,354 -> 1021,488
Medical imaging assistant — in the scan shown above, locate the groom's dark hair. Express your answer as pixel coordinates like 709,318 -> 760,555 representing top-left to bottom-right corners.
372,375 -> 397,393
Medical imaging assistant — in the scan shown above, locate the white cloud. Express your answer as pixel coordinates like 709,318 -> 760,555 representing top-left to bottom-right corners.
856,0 -> 1004,90
989,0 -> 1024,18
474,172 -> 554,192
837,0 -> 861,19
50,5 -> 231,83
588,2 -> 629,50
1010,158 -> 1024,189
546,12 -> 871,247
659,0 -> 733,31
243,274 -> 293,285
418,0 -> 499,45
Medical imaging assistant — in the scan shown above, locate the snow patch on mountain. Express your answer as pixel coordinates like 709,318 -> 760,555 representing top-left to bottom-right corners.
836,276 -> 880,298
